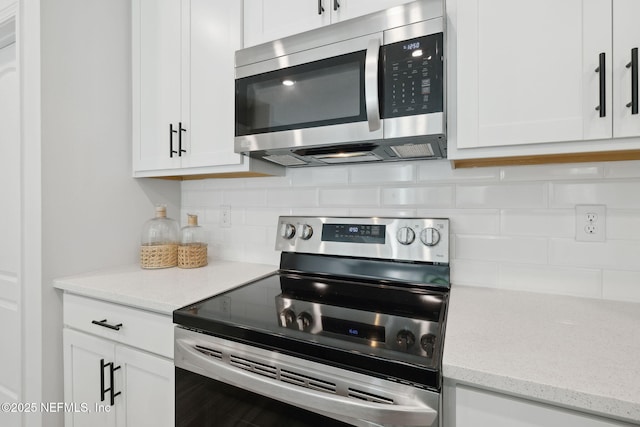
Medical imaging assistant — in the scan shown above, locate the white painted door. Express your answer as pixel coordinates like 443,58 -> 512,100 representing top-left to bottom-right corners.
612,0 -> 640,138
114,346 -> 174,427
331,0 -> 414,23
456,0 -> 612,148
63,329 -> 117,427
0,27 -> 20,427
243,0 -> 328,47
133,0 -> 182,173
181,0 -> 244,168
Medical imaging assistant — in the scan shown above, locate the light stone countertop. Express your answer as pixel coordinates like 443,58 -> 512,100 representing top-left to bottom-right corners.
443,285 -> 640,424
54,265 -> 640,423
53,260 -> 277,315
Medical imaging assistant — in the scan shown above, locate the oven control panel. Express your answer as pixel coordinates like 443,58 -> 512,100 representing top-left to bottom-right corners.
275,295 -> 441,362
275,216 -> 449,264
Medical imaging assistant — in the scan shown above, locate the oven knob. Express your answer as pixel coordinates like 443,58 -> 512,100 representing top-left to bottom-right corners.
396,227 -> 415,245
420,227 -> 441,246
396,330 -> 416,351
297,312 -> 313,331
280,223 -> 296,240
280,309 -> 297,328
300,224 -> 313,240
421,334 -> 437,358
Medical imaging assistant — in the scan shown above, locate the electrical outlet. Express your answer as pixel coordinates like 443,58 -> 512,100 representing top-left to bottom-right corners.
221,205 -> 231,227
575,205 -> 606,242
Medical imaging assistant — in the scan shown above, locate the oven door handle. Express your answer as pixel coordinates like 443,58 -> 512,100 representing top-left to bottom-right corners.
176,339 -> 437,426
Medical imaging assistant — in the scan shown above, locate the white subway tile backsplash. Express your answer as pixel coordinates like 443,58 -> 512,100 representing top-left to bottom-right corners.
244,208 -> 290,227
350,163 -> 415,184
550,239 -> 640,270
349,207 -> 417,217
603,160 -> 640,179
267,188 -> 318,207
550,181 -> 640,208
456,183 -> 548,208
381,185 -> 454,207
455,235 -> 548,264
607,210 -> 640,240
499,264 -> 602,298
500,209 -> 574,237
223,189 -> 267,207
319,187 -> 379,206
183,190 -> 223,208
291,207 -> 349,217
417,209 -> 500,235
450,259 -> 500,287
182,160 -> 640,302
290,166 -> 349,187
418,160 -> 500,182
500,163 -> 603,181
603,270 -> 640,303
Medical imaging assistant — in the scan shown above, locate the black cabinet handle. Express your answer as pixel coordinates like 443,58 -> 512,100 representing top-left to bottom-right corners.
92,319 -> 123,331
595,52 -> 606,117
178,122 -> 187,156
626,47 -> 638,115
110,364 -> 122,406
318,0 -> 324,14
333,0 -> 340,11
99,359 -> 121,406
169,123 -> 178,157
100,359 -> 107,402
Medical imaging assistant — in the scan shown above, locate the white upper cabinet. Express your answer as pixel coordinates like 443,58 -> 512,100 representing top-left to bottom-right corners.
243,0 -> 413,47
612,0 -> 640,138
452,0 -> 640,154
133,0 -> 282,178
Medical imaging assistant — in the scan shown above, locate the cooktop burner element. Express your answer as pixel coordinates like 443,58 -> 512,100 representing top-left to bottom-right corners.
174,216 -> 450,391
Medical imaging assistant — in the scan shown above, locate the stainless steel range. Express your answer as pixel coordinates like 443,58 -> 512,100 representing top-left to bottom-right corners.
174,216 -> 450,427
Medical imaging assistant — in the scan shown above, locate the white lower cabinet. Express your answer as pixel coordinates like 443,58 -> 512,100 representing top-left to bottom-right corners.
62,294 -> 174,427
445,383 -> 633,427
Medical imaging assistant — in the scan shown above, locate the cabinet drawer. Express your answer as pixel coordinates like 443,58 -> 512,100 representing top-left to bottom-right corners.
63,293 -> 173,359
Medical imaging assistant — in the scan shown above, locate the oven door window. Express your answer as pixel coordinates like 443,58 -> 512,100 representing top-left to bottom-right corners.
235,51 -> 367,136
176,368 -> 350,427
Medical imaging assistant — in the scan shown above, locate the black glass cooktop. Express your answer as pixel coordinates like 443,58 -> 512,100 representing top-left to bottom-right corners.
174,265 -> 449,390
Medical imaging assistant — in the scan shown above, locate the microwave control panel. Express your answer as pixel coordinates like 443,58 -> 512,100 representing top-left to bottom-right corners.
381,33 -> 444,118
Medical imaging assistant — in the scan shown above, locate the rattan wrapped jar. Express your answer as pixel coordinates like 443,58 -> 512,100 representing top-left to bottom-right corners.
178,214 -> 208,269
140,205 -> 180,269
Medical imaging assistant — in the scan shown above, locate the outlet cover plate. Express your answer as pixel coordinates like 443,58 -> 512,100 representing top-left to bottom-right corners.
575,205 -> 606,242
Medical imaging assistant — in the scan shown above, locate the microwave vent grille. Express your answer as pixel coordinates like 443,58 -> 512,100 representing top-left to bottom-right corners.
263,155 -> 308,166
391,143 -> 435,158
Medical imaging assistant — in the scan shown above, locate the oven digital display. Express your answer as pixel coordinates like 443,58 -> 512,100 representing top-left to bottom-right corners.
321,223 -> 386,244
321,316 -> 385,342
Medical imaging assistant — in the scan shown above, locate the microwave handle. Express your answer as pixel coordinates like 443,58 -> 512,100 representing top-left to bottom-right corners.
365,38 -> 381,132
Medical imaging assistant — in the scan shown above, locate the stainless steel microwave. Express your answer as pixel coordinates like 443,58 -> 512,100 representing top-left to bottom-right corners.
234,0 -> 446,167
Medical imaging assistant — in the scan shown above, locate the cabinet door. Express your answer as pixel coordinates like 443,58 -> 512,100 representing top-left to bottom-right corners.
243,0 -> 329,47
63,329 -> 117,427
181,0 -> 245,168
612,0 -> 640,138
455,385 -> 630,427
331,0 -> 413,23
133,0 -> 182,172
115,346 -> 174,427
456,0 -> 612,148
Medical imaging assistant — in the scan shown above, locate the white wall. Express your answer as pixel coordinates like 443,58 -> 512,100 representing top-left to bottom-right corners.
182,159 -> 640,302
34,1 -> 180,425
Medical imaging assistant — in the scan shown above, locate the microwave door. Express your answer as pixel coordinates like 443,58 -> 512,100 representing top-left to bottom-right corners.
235,34 -> 384,154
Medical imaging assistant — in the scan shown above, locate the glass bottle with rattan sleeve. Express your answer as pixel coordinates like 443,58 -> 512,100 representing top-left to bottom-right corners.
140,205 -> 180,268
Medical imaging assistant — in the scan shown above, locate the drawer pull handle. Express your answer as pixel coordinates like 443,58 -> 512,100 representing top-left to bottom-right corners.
92,319 -> 123,331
